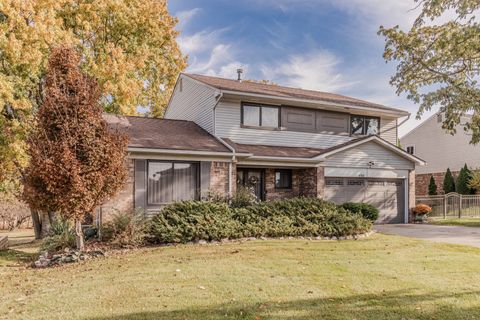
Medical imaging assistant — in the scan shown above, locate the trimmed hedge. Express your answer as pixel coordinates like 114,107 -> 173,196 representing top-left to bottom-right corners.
150,201 -> 241,243
150,198 -> 372,244
340,202 -> 379,222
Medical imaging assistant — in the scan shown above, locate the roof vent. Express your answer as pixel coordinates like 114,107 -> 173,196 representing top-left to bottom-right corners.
236,68 -> 243,82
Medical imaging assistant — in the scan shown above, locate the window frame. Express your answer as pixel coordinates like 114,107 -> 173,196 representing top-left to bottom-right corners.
406,145 -> 415,155
349,115 -> 380,136
146,160 -> 200,206
274,169 -> 293,190
241,102 -> 281,130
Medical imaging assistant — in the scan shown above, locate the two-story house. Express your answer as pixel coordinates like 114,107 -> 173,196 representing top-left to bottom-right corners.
104,73 -> 425,224
400,112 -> 480,195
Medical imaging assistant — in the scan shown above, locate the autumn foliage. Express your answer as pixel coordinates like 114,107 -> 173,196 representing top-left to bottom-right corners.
23,47 -> 128,224
413,204 -> 432,216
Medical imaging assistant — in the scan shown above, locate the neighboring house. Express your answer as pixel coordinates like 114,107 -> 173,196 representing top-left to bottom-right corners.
400,112 -> 480,195
104,73 -> 425,224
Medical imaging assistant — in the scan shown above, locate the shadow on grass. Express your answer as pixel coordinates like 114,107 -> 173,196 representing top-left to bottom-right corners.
85,289 -> 480,320
0,249 -> 37,265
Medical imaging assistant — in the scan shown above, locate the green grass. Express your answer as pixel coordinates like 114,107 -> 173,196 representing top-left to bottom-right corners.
429,218 -> 480,227
2,234 -> 480,320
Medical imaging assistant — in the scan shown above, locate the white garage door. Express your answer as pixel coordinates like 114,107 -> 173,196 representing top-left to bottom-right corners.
325,177 -> 405,224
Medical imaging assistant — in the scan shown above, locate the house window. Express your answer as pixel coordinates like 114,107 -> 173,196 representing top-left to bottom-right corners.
350,115 -> 380,135
406,146 -> 415,155
147,161 -> 199,205
242,103 -> 279,128
275,169 -> 292,189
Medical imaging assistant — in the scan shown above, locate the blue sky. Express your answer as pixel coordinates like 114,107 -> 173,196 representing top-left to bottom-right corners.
168,0 -> 441,137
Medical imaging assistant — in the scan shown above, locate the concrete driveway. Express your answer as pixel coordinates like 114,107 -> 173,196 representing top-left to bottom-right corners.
374,224 -> 480,248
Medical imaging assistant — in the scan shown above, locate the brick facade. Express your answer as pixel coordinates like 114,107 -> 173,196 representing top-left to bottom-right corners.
209,161 -> 235,195
243,167 -> 326,201
415,171 -> 459,196
100,159 -> 135,220
264,168 -> 300,200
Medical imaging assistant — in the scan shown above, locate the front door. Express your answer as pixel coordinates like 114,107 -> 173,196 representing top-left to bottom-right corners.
237,168 -> 265,200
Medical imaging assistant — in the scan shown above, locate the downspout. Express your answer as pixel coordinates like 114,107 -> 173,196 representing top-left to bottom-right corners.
213,91 -> 223,135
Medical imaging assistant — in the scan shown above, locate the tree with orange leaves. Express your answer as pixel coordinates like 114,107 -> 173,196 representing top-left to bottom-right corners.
23,47 -> 128,250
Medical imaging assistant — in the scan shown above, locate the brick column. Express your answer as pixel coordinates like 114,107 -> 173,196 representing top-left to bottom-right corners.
408,169 -> 416,223
316,166 -> 325,199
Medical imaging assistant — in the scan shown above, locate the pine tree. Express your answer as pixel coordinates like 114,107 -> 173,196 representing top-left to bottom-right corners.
23,47 -> 128,251
456,164 -> 472,195
428,176 -> 437,195
443,168 -> 456,194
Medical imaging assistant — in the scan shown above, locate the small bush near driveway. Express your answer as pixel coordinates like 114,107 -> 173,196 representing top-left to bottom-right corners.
150,198 -> 372,244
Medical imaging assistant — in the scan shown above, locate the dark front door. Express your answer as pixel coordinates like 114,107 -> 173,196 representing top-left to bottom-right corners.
237,168 -> 265,200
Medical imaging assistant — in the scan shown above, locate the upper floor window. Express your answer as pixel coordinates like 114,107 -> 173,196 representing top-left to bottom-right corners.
406,146 -> 415,155
242,104 -> 279,128
350,115 -> 380,135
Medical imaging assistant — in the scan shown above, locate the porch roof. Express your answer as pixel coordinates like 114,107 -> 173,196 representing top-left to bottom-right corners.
104,114 -> 232,154
222,138 -> 325,158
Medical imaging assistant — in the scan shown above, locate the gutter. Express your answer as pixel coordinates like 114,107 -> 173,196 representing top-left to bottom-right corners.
127,147 -> 236,157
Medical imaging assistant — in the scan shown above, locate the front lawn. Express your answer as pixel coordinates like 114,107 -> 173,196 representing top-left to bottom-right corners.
429,218 -> 480,228
1,234 -> 480,320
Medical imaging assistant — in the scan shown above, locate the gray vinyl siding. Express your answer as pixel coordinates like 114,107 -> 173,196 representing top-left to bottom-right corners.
400,114 -> 480,174
380,117 -> 397,145
325,141 -> 414,170
164,76 -> 217,134
216,100 -> 352,149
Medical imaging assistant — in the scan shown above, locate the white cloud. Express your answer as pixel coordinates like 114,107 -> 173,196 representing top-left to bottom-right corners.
175,8 -> 201,30
260,50 -> 354,92
178,28 -> 229,54
187,44 -> 247,78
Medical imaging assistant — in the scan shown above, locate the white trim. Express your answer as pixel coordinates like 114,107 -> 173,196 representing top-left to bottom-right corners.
316,136 -> 426,166
404,175 -> 409,224
246,156 -> 323,163
127,147 -> 239,157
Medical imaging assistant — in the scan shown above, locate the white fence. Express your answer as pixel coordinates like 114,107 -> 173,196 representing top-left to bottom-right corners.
416,192 -> 480,219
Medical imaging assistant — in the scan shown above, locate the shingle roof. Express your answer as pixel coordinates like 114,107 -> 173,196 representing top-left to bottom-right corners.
184,73 -> 407,114
223,138 -> 325,158
104,114 -> 231,153
223,136 -> 375,159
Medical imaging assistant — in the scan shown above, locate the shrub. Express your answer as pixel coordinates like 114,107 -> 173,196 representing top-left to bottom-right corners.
233,198 -> 371,238
413,204 -> 432,215
149,198 -> 372,244
102,210 -> 150,247
340,202 -> 379,222
150,201 -> 241,243
229,186 -> 258,208
443,168 -> 456,194
41,218 -> 76,252
468,170 -> 480,194
428,176 -> 438,196
456,164 -> 472,195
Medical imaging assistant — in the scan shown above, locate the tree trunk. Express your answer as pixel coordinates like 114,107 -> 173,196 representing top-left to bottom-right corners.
75,219 -> 84,251
31,209 -> 42,240
39,211 -> 52,238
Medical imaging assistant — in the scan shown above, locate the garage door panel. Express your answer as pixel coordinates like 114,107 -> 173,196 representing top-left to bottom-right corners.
325,177 -> 405,224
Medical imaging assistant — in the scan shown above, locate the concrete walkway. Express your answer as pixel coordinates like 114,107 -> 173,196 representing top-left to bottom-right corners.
374,224 -> 480,248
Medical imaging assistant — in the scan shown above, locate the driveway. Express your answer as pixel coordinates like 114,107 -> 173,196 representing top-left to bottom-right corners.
375,224 -> 480,248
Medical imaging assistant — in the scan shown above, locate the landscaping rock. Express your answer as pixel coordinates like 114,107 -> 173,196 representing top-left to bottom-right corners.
32,249 -> 105,268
